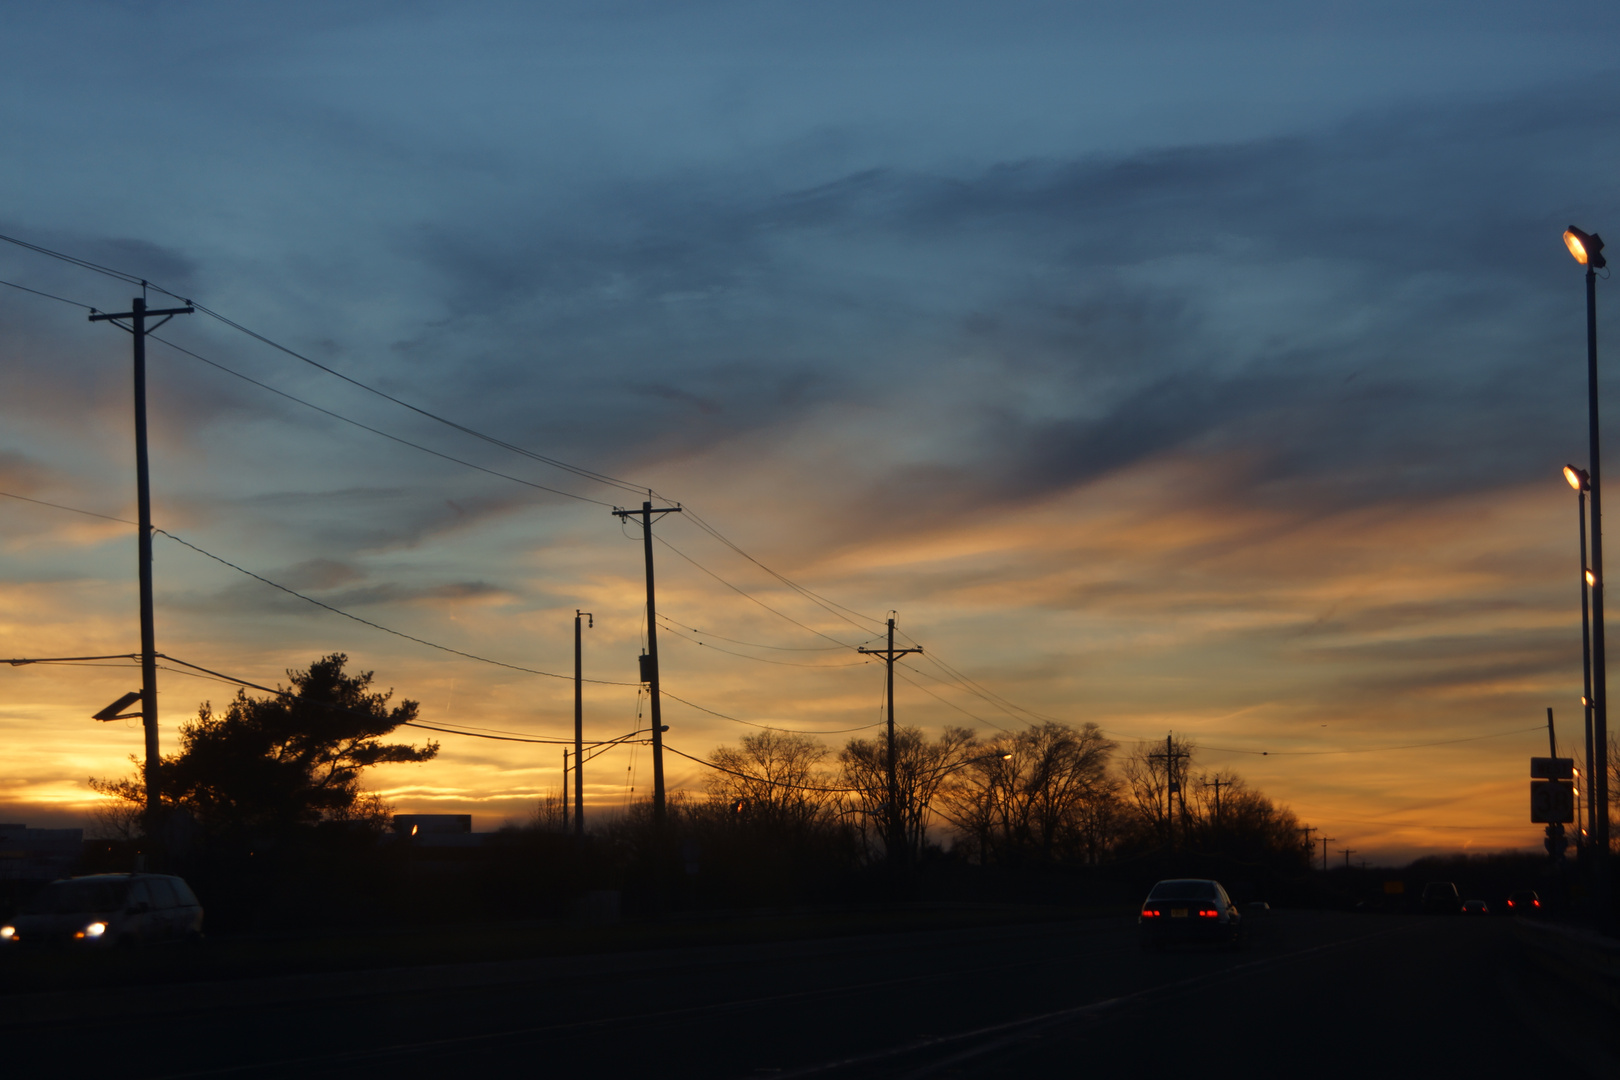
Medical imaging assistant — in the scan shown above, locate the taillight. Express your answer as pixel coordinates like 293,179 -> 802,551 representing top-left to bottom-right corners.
1141,909 -> 1161,918
1197,908 -> 1219,918
1533,900 -> 1540,907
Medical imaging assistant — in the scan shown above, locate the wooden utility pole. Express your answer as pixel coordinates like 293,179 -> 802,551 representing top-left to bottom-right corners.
574,610 -> 592,836
858,617 -> 922,865
1339,847 -> 1356,869
1149,735 -> 1191,844
1319,836 -> 1337,871
611,499 -> 680,824
1208,776 -> 1228,822
89,293 -> 192,832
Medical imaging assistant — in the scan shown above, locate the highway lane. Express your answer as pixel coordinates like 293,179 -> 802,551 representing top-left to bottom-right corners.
6,911 -> 1609,1078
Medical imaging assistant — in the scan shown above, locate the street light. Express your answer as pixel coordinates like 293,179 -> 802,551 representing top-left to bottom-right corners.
1565,226 -> 1611,875
1565,227 -> 1607,269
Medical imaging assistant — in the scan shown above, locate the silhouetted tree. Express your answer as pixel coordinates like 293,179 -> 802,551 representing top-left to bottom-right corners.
91,654 -> 436,840
938,722 -> 1118,865
707,730 -> 836,828
838,725 -> 977,861
1610,731 -> 1619,857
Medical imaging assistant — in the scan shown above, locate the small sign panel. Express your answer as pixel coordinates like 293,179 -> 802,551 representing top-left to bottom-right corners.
1530,779 -> 1575,823
1530,757 -> 1575,780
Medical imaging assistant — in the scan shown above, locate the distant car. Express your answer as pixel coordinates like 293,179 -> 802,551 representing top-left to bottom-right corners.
1138,878 -> 1243,950
0,873 -> 203,948
1461,899 -> 1489,916
1505,890 -> 1543,915
1421,881 -> 1463,915
1244,901 -> 1271,916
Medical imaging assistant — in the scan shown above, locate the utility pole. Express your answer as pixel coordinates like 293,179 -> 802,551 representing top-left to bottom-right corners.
1208,776 -> 1228,822
1300,824 -> 1317,858
1339,848 -> 1356,869
89,293 -> 192,834
575,609 -> 592,836
1319,836 -> 1336,872
611,499 -> 680,824
1149,735 -> 1191,845
858,617 -> 922,865
561,749 -> 569,832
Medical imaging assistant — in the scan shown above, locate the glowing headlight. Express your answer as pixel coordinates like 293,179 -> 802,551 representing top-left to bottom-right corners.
76,921 -> 107,939
0,925 -> 15,940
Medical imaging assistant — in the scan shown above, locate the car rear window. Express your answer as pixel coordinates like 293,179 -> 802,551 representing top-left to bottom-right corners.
1148,880 -> 1217,900
24,880 -> 130,914
168,878 -> 199,906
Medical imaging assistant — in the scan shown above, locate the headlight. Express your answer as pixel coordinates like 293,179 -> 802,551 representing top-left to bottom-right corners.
75,921 -> 107,939
0,925 -> 14,940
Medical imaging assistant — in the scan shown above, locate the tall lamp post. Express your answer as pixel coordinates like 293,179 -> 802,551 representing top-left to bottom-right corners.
1565,226 -> 1611,869
1566,463 -> 1598,848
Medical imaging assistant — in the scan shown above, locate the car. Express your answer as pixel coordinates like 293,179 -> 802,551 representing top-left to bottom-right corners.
1138,878 -> 1243,950
1420,881 -> 1462,915
1461,899 -> 1489,916
1504,890 -> 1543,915
0,873 -> 203,948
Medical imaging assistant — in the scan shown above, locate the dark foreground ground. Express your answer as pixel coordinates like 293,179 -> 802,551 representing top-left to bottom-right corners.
3,909 -> 1613,1079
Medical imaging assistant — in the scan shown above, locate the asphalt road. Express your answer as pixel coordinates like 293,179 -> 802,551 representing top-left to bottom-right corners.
7,911 -> 1613,1079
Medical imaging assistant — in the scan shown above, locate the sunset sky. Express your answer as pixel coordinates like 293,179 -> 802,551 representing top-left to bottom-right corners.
3,3 -> 1619,863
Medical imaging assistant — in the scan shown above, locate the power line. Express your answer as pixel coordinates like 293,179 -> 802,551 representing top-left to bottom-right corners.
0,232 -> 146,286
894,664 -> 1011,733
653,533 -> 862,650
662,743 -> 861,794
1191,725 -> 1546,757
657,612 -> 855,651
1,251 -> 894,666
660,688 -> 883,736
157,654 -> 646,747
679,508 -> 885,633
0,277 -> 96,310
6,653 -> 141,665
147,334 -> 617,508
0,230 -> 650,499
0,490 -> 134,526
656,619 -> 873,670
152,528 -> 640,686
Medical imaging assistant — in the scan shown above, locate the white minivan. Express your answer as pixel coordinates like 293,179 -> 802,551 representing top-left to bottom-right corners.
1,873 -> 203,947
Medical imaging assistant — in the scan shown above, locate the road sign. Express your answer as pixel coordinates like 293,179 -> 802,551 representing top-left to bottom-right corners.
1530,757 -> 1575,780
1530,779 -> 1575,823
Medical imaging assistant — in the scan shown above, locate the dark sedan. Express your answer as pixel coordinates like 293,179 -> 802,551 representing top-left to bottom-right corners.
1138,878 -> 1242,950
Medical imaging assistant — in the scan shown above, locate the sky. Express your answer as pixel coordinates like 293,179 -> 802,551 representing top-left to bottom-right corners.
2,1 -> 1619,864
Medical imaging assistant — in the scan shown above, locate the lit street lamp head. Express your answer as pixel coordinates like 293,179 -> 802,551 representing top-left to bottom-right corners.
1588,568 -> 1598,587
1565,226 -> 1607,269
1566,464 -> 1591,491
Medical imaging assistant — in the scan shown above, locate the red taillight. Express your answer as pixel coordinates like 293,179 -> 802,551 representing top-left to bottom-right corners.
1198,908 -> 1218,918
1534,900 -> 1541,907
1141,909 -> 1161,918
1506,900 -> 1514,907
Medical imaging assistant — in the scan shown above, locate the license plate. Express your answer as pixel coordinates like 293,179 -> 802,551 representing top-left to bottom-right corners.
1171,908 -> 1188,918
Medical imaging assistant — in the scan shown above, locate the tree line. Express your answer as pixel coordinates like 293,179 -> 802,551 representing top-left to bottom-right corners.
699,724 -> 1309,870
87,654 -> 1314,873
